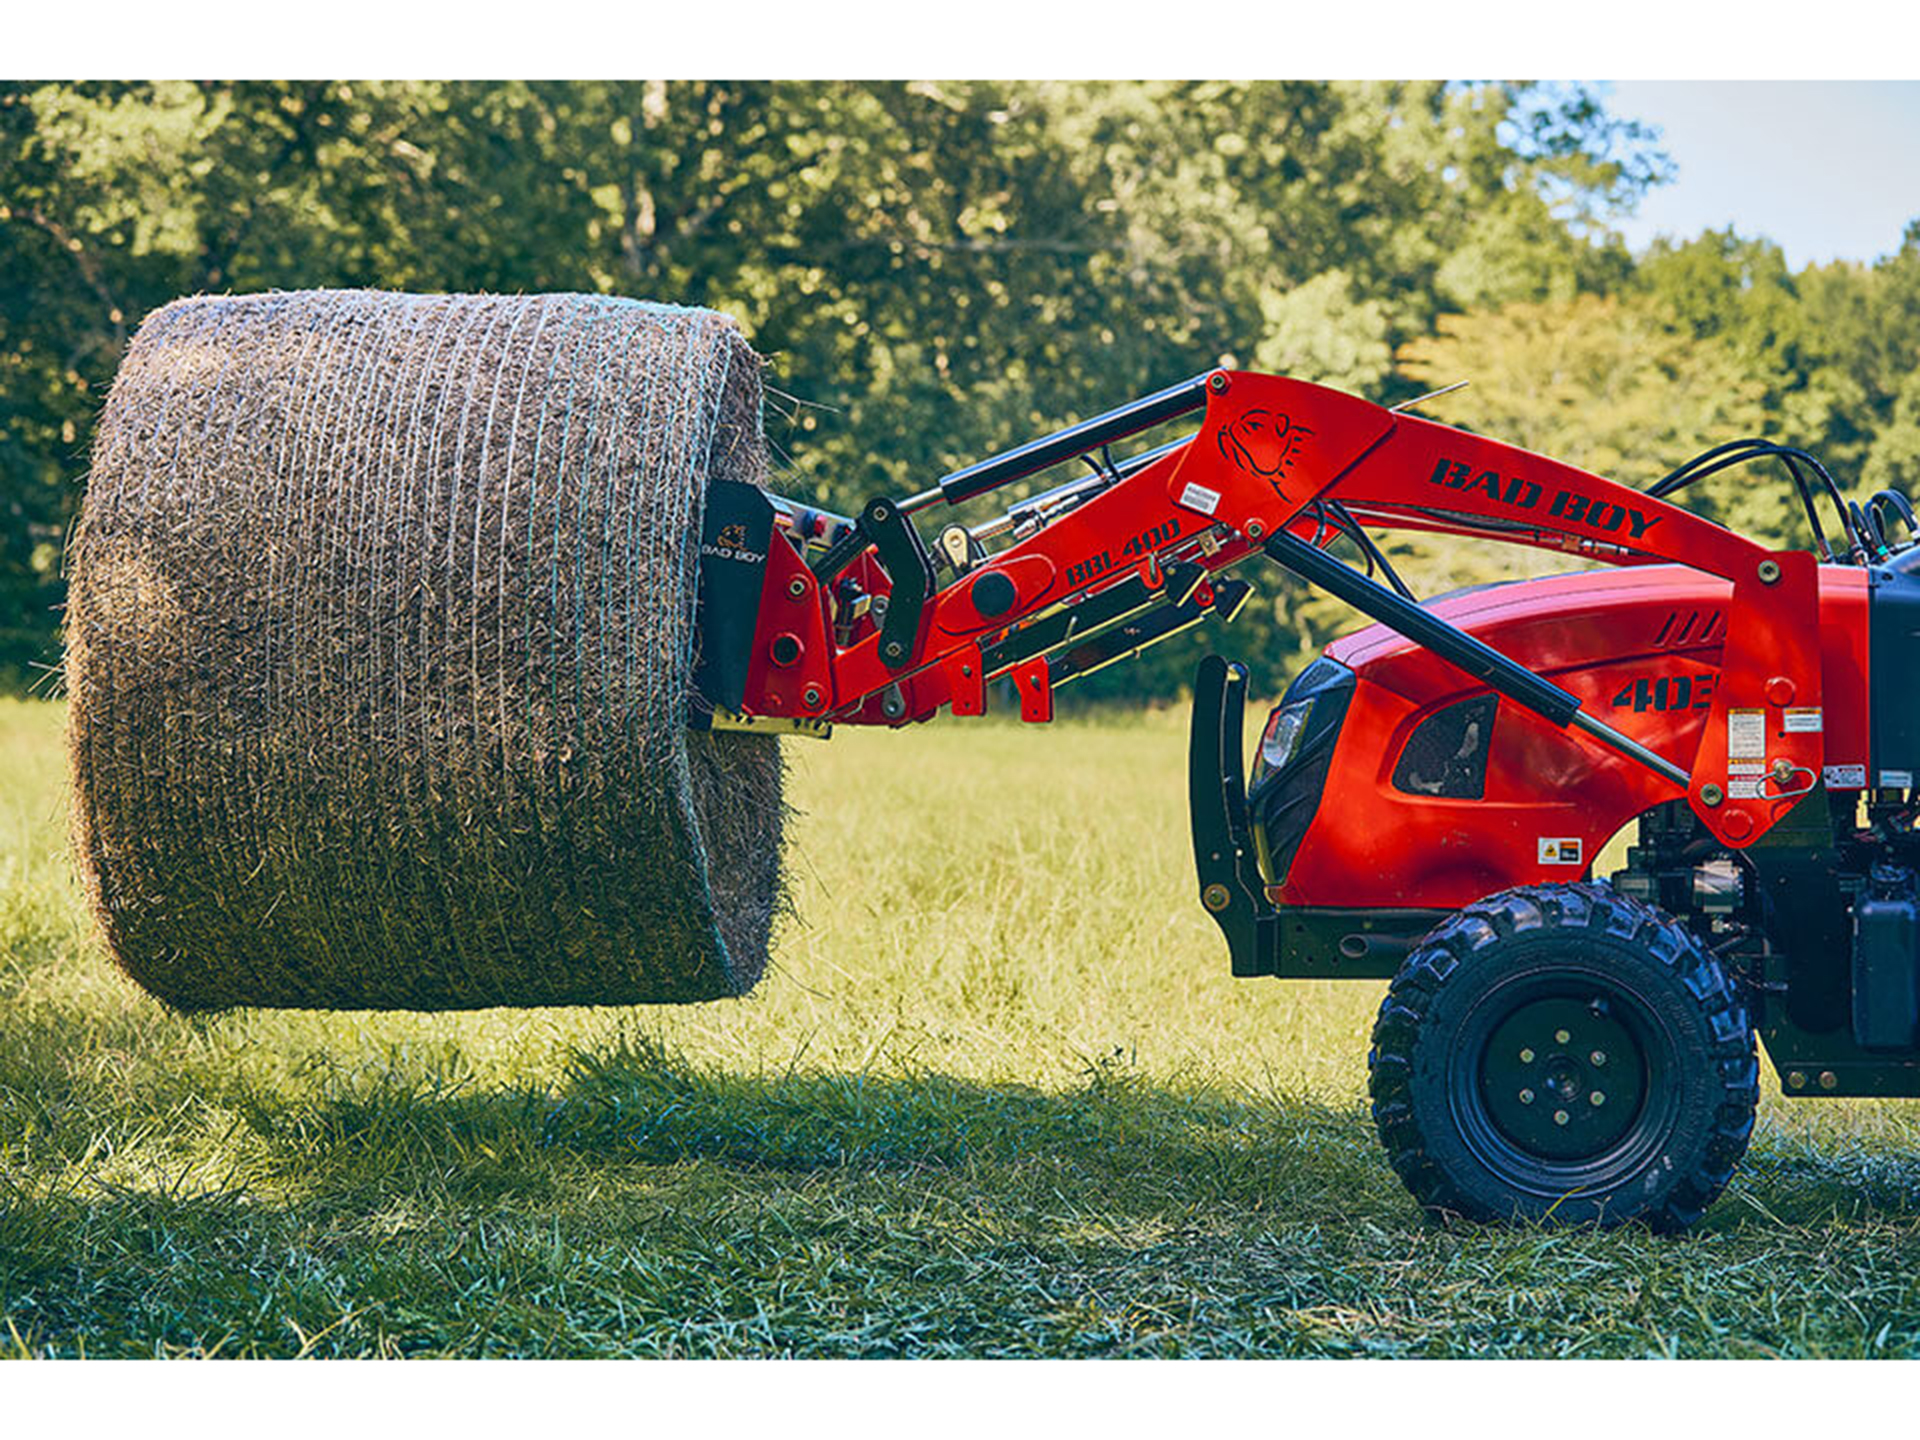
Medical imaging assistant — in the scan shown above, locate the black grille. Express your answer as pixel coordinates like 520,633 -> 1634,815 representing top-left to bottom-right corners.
1248,659 -> 1354,885
1392,693 -> 1497,800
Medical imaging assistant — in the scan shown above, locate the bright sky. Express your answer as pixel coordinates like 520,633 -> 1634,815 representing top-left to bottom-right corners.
1604,81 -> 1920,269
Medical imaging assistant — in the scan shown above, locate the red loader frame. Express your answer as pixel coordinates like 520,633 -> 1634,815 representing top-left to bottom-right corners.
698,369 -> 1826,863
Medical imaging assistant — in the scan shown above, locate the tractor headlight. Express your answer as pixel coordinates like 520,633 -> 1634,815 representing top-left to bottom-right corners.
1255,698 -> 1314,780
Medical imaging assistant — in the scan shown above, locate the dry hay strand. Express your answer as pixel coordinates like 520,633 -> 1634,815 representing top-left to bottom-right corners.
65,289 -> 788,1011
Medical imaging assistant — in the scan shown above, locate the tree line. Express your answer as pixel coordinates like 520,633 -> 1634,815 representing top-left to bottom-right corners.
4,81 -> 1917,698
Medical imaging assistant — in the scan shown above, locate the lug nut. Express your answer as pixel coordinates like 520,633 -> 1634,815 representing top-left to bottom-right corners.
1519,1088 -> 1535,1105
1519,1048 -> 1534,1063
1555,1029 -> 1571,1045
1591,1050 -> 1607,1066
1554,1110 -> 1570,1126
1590,1091 -> 1606,1106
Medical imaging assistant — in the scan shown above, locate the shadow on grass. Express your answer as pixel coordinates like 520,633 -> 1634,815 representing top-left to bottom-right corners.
0,1033 -> 1407,1354
217,1034 -> 1397,1225
12,1012 -> 1920,1231
13,1029 -> 1920,1357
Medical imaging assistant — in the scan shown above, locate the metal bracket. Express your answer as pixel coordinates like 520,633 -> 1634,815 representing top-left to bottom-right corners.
1013,657 -> 1053,722
693,706 -> 833,741
941,642 -> 987,717
1189,655 -> 1279,977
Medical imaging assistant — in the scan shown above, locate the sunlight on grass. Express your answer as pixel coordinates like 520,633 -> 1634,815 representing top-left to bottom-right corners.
5,696 -> 1920,1357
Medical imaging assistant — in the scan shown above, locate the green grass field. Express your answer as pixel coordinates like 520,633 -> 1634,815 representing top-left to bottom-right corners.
5,694 -> 1920,1358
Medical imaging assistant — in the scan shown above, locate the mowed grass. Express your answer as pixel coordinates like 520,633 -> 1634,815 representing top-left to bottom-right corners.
5,695 -> 1920,1358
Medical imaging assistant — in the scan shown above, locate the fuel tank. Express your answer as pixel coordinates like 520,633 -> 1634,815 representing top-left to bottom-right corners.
1250,562 -> 1872,911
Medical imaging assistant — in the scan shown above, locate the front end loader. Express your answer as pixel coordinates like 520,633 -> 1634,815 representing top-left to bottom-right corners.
695,367 -> 1920,1230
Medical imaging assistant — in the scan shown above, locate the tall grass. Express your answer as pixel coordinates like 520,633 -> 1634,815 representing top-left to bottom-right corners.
4,696 -> 1920,1357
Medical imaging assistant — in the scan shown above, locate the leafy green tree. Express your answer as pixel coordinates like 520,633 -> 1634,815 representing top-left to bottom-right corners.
0,79 -> 1679,698
1865,371 -> 1920,497
1397,293 -> 1792,537
1252,270 -> 1393,393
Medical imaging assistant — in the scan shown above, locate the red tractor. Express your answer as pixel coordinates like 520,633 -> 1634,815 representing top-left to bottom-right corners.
696,368 -> 1920,1230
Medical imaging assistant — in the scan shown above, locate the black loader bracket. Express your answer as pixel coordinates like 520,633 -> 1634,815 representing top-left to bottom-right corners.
1189,655 -> 1280,978
1188,654 -> 1447,981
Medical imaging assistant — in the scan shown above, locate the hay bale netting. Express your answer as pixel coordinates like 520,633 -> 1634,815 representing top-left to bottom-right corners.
65,289 -> 787,1011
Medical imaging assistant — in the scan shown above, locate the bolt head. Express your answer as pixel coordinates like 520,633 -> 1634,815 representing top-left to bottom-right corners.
1555,1029 -> 1571,1045
1819,1071 -> 1838,1090
1590,1050 -> 1606,1066
787,576 -> 807,599
1788,1070 -> 1807,1089
1553,1110 -> 1570,1126
1589,1090 -> 1605,1106
1519,1048 -> 1534,1064
1518,1088 -> 1535,1105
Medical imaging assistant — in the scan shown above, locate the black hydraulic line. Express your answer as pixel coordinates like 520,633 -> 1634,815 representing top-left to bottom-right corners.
1650,439 -> 1858,559
1649,438 -> 1771,495
1322,500 -> 1415,600
1655,445 -> 1835,561
1114,432 -> 1191,478
1870,489 -> 1918,550
1263,530 -> 1690,788
1264,531 -> 1578,722
1850,501 -> 1883,560
926,374 -> 1211,509
1779,455 -> 1836,563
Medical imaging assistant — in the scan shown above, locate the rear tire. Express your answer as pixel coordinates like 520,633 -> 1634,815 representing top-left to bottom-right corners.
1368,882 -> 1757,1232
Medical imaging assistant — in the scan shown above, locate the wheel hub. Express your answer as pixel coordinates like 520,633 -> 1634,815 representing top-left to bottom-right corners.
1479,995 -> 1646,1160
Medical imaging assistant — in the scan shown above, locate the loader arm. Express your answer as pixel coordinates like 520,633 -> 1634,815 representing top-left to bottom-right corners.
700,370 -> 1827,853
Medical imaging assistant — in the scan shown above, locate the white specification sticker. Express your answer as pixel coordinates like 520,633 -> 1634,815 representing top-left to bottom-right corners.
1728,708 -> 1766,760
1882,770 -> 1915,789
1825,764 -> 1868,789
1783,707 -> 1824,733
1728,761 -> 1765,777
1538,837 -> 1583,865
1178,481 -> 1221,515
1728,779 -> 1764,800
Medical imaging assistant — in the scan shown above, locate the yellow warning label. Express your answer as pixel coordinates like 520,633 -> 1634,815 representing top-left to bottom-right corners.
1537,837 -> 1583,865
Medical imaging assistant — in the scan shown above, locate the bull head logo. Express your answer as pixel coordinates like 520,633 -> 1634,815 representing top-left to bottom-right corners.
1218,408 -> 1312,494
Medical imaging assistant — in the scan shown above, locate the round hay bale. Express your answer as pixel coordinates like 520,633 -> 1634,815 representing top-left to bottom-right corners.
65,289 -> 787,1011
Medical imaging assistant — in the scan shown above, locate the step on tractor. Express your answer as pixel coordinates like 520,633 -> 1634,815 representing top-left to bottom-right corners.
694,367 -> 1920,1231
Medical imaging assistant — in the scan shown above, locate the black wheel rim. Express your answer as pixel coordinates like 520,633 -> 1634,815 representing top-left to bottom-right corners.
1447,965 -> 1681,1201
